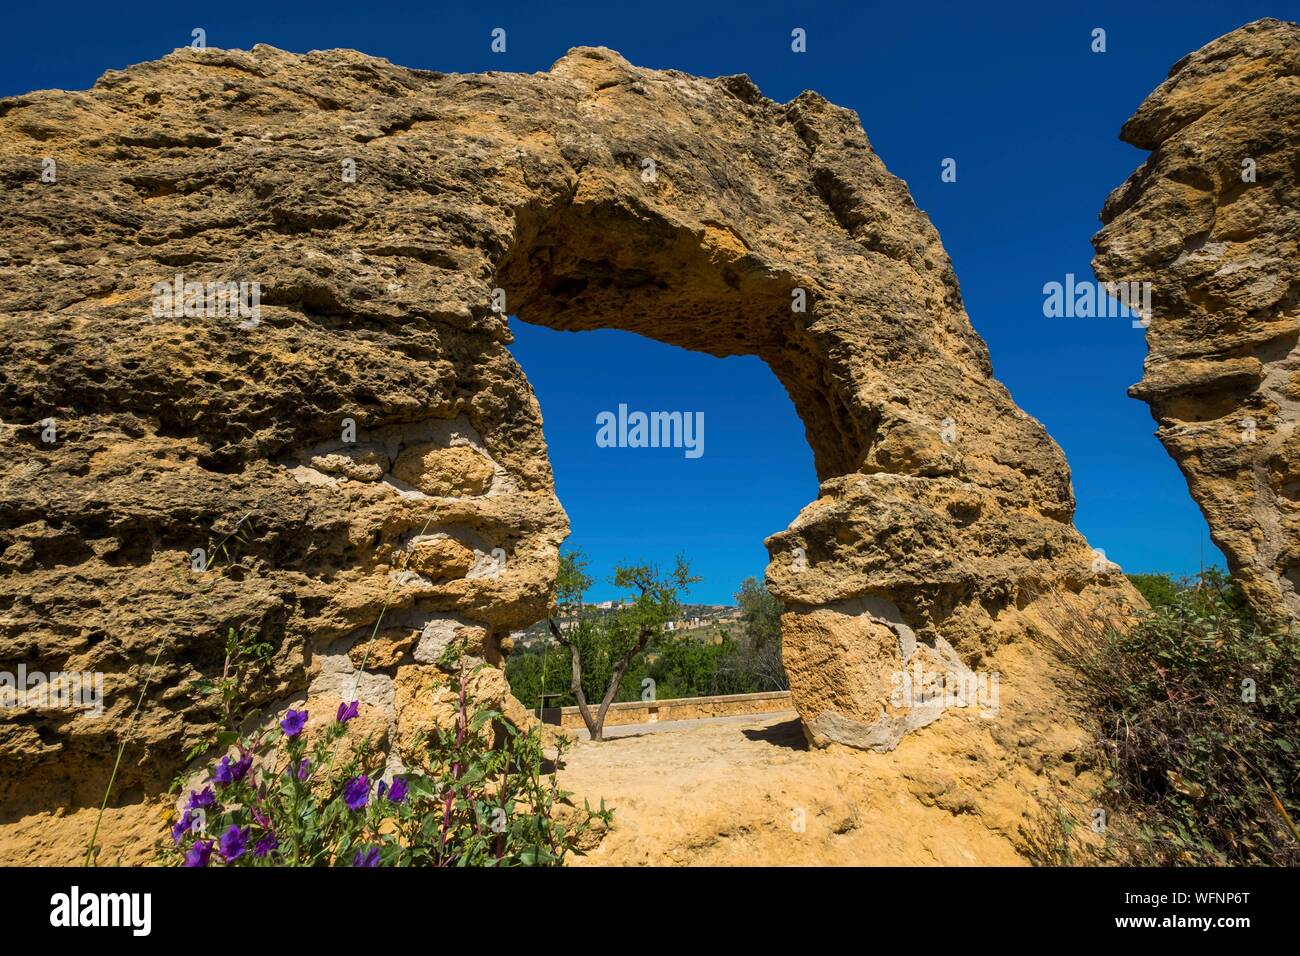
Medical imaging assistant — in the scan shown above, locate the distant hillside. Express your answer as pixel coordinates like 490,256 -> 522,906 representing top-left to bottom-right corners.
514,602 -> 742,648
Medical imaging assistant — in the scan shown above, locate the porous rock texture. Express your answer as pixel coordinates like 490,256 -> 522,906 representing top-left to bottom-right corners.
0,43 -> 1137,862
1095,19 -> 1300,624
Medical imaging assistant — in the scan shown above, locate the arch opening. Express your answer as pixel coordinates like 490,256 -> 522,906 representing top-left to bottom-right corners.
490,195 -> 978,751
494,198 -> 870,483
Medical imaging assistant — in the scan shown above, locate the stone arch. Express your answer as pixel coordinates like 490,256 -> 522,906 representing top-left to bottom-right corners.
0,43 -> 1139,851
485,47 -> 1140,748
493,198 -> 858,481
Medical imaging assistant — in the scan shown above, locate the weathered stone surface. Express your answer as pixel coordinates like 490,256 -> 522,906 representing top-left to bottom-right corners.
311,446 -> 389,482
404,535 -> 477,580
393,661 -> 568,757
0,42 -> 1138,861
1094,18 -> 1300,623
347,626 -> 419,670
392,443 -> 496,496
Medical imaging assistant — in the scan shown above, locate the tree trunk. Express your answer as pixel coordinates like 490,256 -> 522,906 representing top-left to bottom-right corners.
592,627 -> 652,738
549,618 -> 652,742
548,617 -> 599,738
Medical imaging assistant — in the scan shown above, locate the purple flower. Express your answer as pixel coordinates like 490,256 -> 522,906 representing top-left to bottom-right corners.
218,825 -> 247,862
296,758 -> 311,781
185,786 -> 215,811
183,839 -> 213,868
343,775 -> 370,811
214,751 -> 253,787
254,832 -> 279,858
251,807 -> 270,828
170,811 -> 194,844
386,777 -> 409,804
353,846 -> 381,867
336,700 -> 360,724
280,708 -> 308,738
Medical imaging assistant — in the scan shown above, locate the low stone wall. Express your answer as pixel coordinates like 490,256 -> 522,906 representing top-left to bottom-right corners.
543,690 -> 794,729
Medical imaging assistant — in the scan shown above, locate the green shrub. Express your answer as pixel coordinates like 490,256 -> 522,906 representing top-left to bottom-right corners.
1126,572 -> 1181,609
1075,570 -> 1300,865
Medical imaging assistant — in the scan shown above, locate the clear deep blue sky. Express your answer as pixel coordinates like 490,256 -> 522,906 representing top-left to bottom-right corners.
4,1 -> 1284,601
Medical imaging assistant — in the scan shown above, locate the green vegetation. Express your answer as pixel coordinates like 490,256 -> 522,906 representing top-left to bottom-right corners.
162,644 -> 608,867
732,575 -> 786,690
1126,567 -> 1251,615
541,550 -> 699,741
1048,569 -> 1300,865
1125,572 -> 1182,610
506,555 -> 788,732
182,625 -> 276,762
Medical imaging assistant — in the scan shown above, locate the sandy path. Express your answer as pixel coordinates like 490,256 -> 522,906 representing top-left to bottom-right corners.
558,711 -> 1046,866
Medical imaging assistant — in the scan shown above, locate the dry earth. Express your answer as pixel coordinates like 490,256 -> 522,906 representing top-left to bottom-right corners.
561,637 -> 1100,866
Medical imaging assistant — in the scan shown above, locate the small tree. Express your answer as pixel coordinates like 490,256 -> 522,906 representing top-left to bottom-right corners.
547,549 -> 697,741
731,576 -> 788,690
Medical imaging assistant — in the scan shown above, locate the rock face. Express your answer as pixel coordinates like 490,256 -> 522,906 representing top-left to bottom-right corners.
1094,18 -> 1300,623
0,43 -> 1137,860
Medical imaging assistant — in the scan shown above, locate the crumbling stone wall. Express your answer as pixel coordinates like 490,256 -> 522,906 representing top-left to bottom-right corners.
1094,17 -> 1300,624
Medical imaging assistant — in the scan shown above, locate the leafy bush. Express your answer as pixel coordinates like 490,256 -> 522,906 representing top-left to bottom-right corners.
1074,570 -> 1300,865
647,634 -> 741,699
162,652 -> 610,866
729,576 -> 788,692
182,625 -> 276,763
1126,572 -> 1181,610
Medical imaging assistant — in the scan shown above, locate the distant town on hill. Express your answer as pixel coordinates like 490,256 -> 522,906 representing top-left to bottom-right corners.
514,602 -> 742,648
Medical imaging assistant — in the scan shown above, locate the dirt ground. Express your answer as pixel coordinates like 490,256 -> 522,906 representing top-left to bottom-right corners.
558,712 -> 1030,866
558,638 -> 1105,866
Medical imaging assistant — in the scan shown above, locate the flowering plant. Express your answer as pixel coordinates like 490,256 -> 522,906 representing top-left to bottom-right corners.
162,652 -> 609,866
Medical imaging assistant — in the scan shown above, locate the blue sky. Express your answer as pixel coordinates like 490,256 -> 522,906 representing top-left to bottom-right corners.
3,1 -> 1282,602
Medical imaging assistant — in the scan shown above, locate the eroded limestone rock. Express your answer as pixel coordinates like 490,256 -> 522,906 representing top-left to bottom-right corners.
0,42 -> 1138,860
392,443 -> 496,497
1094,17 -> 1300,623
